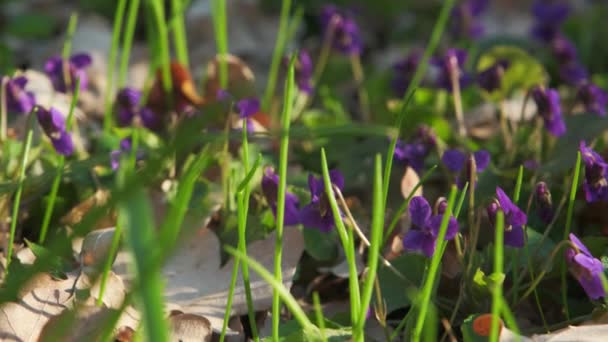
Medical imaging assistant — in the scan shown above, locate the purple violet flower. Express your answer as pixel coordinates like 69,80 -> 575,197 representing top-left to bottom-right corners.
566,233 -> 606,300
234,98 -> 260,132
35,106 -> 74,156
531,86 -> 566,137
391,50 -> 423,96
4,76 -> 35,114
441,149 -> 490,189
116,87 -> 161,131
477,60 -> 509,93
531,0 -> 571,42
320,5 -> 363,55
450,0 -> 489,39
261,167 -> 301,226
402,196 -> 459,258
287,51 -> 314,94
110,137 -> 133,171
487,187 -> 527,248
393,126 -> 437,172
300,170 -> 344,232
44,53 -> 92,93
580,141 -> 608,203
551,35 -> 578,64
432,49 -> 471,92
577,82 -> 608,117
559,61 -> 588,86
534,182 -> 554,225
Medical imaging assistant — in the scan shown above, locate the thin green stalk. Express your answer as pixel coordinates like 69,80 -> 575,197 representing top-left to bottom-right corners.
5,117 -> 34,274
262,0 -> 292,111
61,13 -> 79,92
312,292 -> 327,342
102,0 -> 127,133
61,13 -> 78,59
561,151 -> 582,320
454,182 -> 469,217
211,0 -> 229,88
219,255 -> 240,342
149,0 -> 173,96
490,211 -> 505,342
320,148 -> 361,331
226,246 -> 316,333
237,119 -> 259,341
171,0 -> 190,68
117,184 -> 168,342
411,186 -> 458,342
382,0 -> 456,210
511,165 -> 524,302
355,154 -> 384,337
383,165 -> 437,247
272,55 -> 296,340
349,54 -> 371,122
39,77 -> 81,243
96,222 -> 122,307
0,76 -> 7,142
500,297 -> 521,338
118,0 -> 140,87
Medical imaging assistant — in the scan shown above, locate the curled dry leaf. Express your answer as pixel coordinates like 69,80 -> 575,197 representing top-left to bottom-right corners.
0,273 -> 76,341
204,54 -> 255,101
401,166 -> 422,200
79,227 -> 116,276
168,312 -> 212,342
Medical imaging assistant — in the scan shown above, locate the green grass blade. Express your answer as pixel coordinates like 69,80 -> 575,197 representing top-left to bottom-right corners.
225,246 -> 316,332
211,0 -> 229,88
312,292 -> 327,342
513,165 -> 524,204
61,13 -> 78,60
320,148 -> 361,333
262,0 -> 292,111
39,77 -> 81,243
117,183 -> 168,342
411,186 -> 458,342
171,0 -> 190,68
355,154 -> 384,337
6,120 -> 34,274
102,0 -> 127,133
561,151 -> 582,320
149,0 -> 173,97
382,0 -> 456,209
490,210 -> 505,342
272,53 -> 296,340
118,0 -> 140,87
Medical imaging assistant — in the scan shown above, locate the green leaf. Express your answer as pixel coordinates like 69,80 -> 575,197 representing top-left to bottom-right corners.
24,240 -> 68,279
376,253 -> 427,312
542,113 -> 608,173
303,228 -> 339,262
477,46 -> 547,100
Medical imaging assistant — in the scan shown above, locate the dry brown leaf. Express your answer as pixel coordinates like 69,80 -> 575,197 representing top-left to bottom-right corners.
61,189 -> 114,229
0,273 -> 75,341
204,54 -> 256,100
79,227 -> 116,276
168,312 -> 212,342
401,166 -> 422,200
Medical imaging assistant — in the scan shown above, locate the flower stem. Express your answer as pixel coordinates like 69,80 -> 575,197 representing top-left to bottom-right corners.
118,0 -> 140,88
489,210 -> 505,342
5,115 -> 34,274
272,56 -> 296,340
211,0 -> 229,89
0,76 -> 7,142
449,68 -> 466,137
103,0 -> 127,133
350,54 -> 371,122
262,0 -> 292,112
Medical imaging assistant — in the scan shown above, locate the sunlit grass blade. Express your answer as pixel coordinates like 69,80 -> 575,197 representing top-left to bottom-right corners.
171,0 -> 190,68
118,0 -> 140,87
511,165 -> 524,302
1,77 -> 7,141
354,154 -> 384,338
148,0 -> 173,96
102,0 -> 127,133
237,120 -> 259,341
262,0 -> 292,111
272,53 -> 296,340
5,117 -> 34,274
61,13 -> 78,60
561,151 -> 582,320
211,0 -> 229,88
490,210 -> 505,342
312,292 -> 327,342
225,246 -> 316,333
382,0 -> 456,209
117,179 -> 168,342
411,185 -> 458,342
39,77 -> 81,244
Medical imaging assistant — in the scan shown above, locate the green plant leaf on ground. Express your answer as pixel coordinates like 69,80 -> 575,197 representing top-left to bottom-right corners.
375,253 -> 427,313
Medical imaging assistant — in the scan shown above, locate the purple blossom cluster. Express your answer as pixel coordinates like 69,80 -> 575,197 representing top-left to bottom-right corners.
393,125 -> 437,172
450,0 -> 489,39
320,5 -> 363,56
442,149 -> 490,189
566,233 -> 606,300
261,168 -> 344,233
